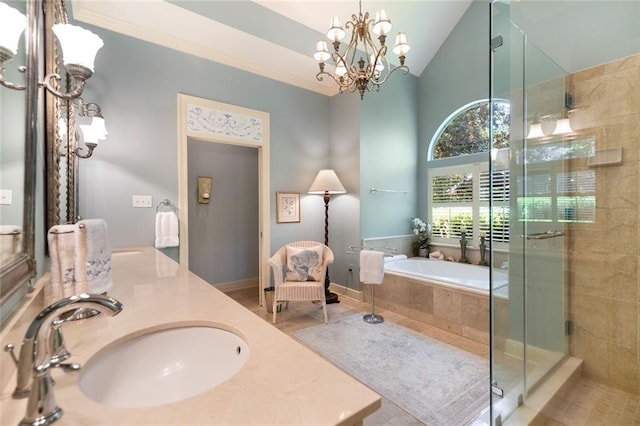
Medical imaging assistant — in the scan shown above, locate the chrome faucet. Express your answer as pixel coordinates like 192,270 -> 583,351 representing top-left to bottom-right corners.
5,314 -> 81,399
8,293 -> 123,426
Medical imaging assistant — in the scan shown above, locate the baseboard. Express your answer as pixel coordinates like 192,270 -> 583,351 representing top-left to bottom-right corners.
329,282 -> 363,302
215,278 -> 259,293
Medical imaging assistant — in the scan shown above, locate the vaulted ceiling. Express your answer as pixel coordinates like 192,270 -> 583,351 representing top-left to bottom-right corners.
71,0 -> 473,96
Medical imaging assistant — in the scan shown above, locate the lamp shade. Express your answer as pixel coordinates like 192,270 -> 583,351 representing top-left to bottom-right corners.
372,9 -> 392,36
308,169 -> 346,194
313,40 -> 331,63
90,116 -> 108,139
392,32 -> 410,56
79,124 -> 101,144
0,3 -> 27,58
526,123 -> 545,139
370,54 -> 384,73
326,16 -> 345,42
335,61 -> 347,77
52,23 -> 104,72
552,118 -> 574,136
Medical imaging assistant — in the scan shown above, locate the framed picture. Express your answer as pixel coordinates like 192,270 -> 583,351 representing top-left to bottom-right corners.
276,192 -> 300,223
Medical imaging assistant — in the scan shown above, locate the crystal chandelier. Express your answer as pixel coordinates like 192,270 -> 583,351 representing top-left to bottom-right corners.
313,0 -> 410,99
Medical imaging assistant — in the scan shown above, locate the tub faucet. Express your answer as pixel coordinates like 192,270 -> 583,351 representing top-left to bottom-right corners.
9,293 -> 123,426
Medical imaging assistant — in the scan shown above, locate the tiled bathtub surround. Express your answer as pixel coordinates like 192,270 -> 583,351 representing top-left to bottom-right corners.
364,271 -> 490,345
565,53 -> 640,394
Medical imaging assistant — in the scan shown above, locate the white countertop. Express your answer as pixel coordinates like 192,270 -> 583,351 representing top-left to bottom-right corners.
0,247 -> 380,425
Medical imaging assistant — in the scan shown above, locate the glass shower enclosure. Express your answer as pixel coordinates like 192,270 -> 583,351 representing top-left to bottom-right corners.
490,1 -> 574,423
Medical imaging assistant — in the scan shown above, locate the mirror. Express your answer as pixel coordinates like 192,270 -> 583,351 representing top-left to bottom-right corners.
0,0 -> 37,325
0,0 -> 26,268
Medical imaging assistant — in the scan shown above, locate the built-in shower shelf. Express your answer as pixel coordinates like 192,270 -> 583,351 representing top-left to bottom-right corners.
587,147 -> 622,167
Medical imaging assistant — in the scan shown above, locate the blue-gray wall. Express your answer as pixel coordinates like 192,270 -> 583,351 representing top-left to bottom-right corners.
328,90 -> 360,290
77,25 -> 339,285
418,1 -> 490,217
360,73 -> 419,240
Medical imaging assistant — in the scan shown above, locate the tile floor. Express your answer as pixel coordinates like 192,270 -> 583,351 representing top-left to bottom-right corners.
225,287 -> 639,426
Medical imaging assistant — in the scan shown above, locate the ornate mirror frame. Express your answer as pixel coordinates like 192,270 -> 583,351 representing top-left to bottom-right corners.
45,0 -> 77,229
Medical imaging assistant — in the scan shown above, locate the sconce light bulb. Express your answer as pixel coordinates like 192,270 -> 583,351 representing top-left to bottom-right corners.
90,116 -> 108,139
0,4 -> 27,58
79,124 -> 99,145
52,23 -> 104,72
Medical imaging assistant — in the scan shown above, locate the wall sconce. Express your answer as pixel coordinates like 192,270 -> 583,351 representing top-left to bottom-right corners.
57,98 -> 107,159
0,2 -> 103,99
527,92 -> 575,140
74,100 -> 107,158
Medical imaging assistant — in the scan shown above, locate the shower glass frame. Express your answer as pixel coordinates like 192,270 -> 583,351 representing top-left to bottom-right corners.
489,1 -> 570,424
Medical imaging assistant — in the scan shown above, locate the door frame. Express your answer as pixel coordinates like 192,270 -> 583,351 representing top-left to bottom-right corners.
177,94 -> 270,305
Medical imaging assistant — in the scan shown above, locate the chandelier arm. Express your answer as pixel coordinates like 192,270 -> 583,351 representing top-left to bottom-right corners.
370,64 -> 410,87
316,70 -> 348,86
342,20 -> 360,64
330,48 -> 359,88
0,65 -> 27,91
39,72 -> 86,100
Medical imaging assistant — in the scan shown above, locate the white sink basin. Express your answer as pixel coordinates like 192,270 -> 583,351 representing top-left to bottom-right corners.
78,324 -> 249,408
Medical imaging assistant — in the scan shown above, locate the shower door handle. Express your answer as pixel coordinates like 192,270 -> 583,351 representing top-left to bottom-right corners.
520,231 -> 565,240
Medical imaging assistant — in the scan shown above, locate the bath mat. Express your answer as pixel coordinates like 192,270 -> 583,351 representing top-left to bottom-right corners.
294,314 -> 489,426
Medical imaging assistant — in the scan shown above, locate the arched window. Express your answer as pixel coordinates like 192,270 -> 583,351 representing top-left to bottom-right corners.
427,99 -> 511,247
428,99 -> 510,161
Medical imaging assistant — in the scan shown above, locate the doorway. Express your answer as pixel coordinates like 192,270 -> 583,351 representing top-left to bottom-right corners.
187,140 -> 259,288
177,94 -> 270,304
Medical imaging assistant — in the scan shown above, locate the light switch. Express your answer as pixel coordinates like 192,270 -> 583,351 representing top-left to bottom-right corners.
0,189 -> 12,205
198,177 -> 212,204
132,195 -> 152,208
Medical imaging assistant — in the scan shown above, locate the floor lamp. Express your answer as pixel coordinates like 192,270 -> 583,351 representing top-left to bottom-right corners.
308,169 -> 346,304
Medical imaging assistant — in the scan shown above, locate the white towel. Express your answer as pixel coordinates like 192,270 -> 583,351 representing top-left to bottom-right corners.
76,219 -> 112,294
360,250 -> 385,285
155,211 -> 179,249
0,225 -> 22,261
47,224 -> 78,302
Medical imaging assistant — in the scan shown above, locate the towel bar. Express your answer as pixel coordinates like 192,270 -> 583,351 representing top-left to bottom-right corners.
49,224 -> 84,234
156,199 -> 177,213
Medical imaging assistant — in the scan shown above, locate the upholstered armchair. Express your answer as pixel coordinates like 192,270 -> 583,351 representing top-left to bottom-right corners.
267,241 -> 334,324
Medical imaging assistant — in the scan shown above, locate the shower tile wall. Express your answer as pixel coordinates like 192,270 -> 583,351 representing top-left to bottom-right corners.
565,53 -> 640,394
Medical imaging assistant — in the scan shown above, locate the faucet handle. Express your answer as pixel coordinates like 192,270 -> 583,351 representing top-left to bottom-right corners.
4,343 -> 19,367
49,327 -> 71,365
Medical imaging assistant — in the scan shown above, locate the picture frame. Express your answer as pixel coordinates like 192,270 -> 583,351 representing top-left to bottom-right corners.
276,191 -> 300,223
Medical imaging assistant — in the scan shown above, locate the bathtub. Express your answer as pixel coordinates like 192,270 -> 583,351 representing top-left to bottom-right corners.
369,257 -> 509,344
383,257 -> 508,295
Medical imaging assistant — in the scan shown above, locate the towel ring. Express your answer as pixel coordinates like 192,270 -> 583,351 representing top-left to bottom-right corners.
156,199 -> 177,213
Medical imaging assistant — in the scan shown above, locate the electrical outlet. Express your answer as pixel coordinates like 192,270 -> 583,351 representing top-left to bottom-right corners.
132,195 -> 152,208
0,189 -> 12,205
